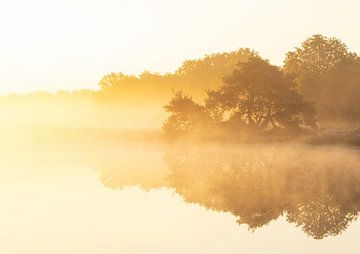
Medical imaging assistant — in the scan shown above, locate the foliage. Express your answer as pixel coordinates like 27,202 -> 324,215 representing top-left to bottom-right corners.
206,56 -> 316,131
176,48 -> 259,97
96,49 -> 259,103
163,55 -> 316,139
284,34 -> 360,122
163,92 -> 212,138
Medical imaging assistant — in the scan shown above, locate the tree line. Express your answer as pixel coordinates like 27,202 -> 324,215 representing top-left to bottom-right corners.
1,34 -> 359,135
163,35 -> 360,140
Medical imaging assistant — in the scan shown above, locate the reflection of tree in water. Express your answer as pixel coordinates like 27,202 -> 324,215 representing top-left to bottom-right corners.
163,146 -> 360,239
99,145 -> 360,240
100,163 -> 167,191
98,148 -> 168,191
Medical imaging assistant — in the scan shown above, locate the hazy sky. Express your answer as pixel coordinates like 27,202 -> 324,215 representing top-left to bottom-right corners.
0,0 -> 359,94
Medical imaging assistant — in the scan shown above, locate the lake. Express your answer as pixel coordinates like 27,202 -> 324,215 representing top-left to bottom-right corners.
1,141 -> 359,253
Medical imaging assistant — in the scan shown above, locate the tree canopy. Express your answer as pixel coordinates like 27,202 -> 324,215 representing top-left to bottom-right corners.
163,34 -> 360,139
284,34 -> 360,123
97,49 -> 259,103
163,55 -> 316,139
206,56 -> 316,130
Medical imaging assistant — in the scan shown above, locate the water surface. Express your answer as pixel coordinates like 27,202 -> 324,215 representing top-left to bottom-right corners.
1,142 -> 360,253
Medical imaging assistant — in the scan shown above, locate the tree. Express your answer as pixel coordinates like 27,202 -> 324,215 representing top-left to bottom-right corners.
284,35 -> 351,99
176,48 -> 259,98
284,34 -> 360,123
206,56 -> 316,131
163,92 -> 211,138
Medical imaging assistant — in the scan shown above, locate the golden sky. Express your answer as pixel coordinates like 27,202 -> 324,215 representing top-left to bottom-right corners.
0,0 -> 359,94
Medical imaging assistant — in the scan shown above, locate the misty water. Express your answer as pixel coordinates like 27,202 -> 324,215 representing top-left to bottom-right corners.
1,140 -> 360,254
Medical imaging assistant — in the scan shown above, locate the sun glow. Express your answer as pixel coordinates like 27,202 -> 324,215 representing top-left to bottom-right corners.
0,0 -> 359,94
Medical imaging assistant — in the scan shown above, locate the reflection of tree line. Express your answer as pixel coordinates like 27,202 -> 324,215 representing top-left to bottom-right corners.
100,146 -> 360,239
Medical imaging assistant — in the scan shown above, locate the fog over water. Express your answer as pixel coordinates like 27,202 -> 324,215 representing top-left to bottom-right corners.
1,134 -> 360,253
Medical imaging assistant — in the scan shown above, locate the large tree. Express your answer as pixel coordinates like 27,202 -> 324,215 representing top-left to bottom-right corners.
284,34 -> 360,123
206,56 -> 316,130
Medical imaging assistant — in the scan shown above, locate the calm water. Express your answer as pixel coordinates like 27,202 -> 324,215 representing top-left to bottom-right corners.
1,142 -> 360,253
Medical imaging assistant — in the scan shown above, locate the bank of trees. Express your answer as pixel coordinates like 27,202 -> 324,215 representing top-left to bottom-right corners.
1,34 -> 358,135
163,35 -> 360,139
97,48 -> 256,103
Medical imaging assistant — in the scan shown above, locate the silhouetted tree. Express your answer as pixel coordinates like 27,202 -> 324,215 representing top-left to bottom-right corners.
206,56 -> 316,131
163,92 -> 212,138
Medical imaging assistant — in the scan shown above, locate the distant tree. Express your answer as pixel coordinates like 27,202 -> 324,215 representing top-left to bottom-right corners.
97,71 -> 177,103
284,34 -> 360,123
99,72 -> 126,91
97,48 -> 260,104
284,35 -> 350,96
206,56 -> 316,131
176,48 -> 259,98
